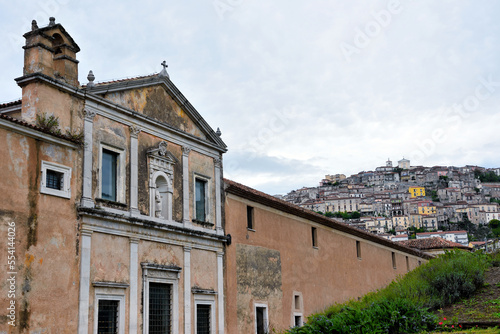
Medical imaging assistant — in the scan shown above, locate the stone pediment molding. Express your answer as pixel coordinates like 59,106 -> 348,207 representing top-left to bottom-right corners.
147,141 -> 178,177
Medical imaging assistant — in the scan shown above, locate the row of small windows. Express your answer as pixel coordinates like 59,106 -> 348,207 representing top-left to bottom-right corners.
246,206 -> 422,270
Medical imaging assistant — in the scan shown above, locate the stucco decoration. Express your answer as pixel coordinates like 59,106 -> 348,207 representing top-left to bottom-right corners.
147,141 -> 178,221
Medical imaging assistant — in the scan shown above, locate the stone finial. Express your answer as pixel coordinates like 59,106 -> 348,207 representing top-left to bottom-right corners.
31,20 -> 38,31
49,17 -> 56,26
87,70 -> 95,88
216,127 -> 222,136
158,60 -> 169,78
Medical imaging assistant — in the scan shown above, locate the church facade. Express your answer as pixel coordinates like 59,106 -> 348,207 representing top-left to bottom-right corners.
0,18 -> 227,334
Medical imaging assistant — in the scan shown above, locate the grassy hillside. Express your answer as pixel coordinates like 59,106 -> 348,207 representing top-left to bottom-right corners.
285,250 -> 500,334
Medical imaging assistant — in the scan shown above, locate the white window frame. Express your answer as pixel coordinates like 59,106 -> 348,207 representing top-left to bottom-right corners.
142,264 -> 180,334
40,160 -> 72,199
254,302 -> 269,334
99,143 -> 126,203
292,292 -> 303,328
194,293 -> 216,334
193,173 -> 211,222
93,285 -> 126,334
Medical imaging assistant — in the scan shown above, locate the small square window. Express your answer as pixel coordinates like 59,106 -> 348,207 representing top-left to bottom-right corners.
40,161 -> 72,199
247,206 -> 254,230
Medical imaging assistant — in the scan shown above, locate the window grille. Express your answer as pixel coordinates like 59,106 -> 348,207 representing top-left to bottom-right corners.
196,304 -> 211,334
97,300 -> 119,334
149,282 -> 172,334
46,169 -> 63,190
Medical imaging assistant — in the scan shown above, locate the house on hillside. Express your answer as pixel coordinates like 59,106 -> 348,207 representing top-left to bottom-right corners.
398,237 -> 471,255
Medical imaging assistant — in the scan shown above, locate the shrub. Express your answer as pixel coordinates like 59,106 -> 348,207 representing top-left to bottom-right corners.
286,250 -> 491,334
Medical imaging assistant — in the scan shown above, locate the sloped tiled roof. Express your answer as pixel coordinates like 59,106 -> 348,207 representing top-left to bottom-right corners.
0,114 -> 81,144
399,237 -> 470,251
0,99 -> 22,109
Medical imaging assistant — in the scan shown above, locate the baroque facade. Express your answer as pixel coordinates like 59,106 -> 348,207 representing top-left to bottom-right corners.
0,18 -> 227,334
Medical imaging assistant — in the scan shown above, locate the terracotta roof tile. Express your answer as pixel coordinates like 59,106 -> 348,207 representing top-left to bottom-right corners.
0,113 -> 81,144
82,74 -> 159,88
399,237 -> 470,250
0,99 -> 22,109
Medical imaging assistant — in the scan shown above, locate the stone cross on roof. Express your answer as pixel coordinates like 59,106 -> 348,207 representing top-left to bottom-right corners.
159,60 -> 169,78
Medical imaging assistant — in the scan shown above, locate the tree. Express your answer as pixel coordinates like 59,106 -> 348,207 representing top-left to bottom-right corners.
489,219 -> 500,237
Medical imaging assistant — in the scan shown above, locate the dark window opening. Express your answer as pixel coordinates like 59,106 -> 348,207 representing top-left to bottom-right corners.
196,304 -> 211,334
392,252 -> 397,269
294,315 -> 302,327
294,295 -> 300,310
247,206 -> 254,229
356,241 -> 361,259
97,299 -> 119,334
256,307 -> 267,334
312,227 -> 318,248
149,282 -> 172,334
46,169 -> 63,190
195,178 -> 207,221
406,256 -> 410,272
102,149 -> 118,201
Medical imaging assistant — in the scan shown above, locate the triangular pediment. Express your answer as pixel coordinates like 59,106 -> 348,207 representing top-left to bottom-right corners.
87,75 -> 226,150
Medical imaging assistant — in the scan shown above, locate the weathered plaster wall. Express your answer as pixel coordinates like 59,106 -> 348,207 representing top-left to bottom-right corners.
0,128 -> 81,333
189,150 -> 216,228
103,86 -> 207,140
235,244 -> 283,333
21,82 -> 84,131
191,249 -> 217,291
224,194 -> 427,333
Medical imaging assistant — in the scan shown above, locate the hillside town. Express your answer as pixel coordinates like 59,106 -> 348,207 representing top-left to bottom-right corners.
280,158 -> 500,248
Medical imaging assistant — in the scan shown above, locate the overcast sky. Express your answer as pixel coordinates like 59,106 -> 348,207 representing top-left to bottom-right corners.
1,1 -> 500,195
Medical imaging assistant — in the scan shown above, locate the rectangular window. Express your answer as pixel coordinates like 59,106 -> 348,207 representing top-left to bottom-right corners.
40,161 -> 72,199
102,149 -> 118,201
392,252 -> 397,269
294,295 -> 300,310
294,316 -> 302,327
255,305 -> 268,334
356,241 -> 361,259
247,206 -> 254,230
46,169 -> 63,190
93,285 -> 126,334
195,178 -> 207,221
97,300 -> 119,334
312,227 -> 318,248
149,282 -> 172,334
196,304 -> 211,334
406,256 -> 410,272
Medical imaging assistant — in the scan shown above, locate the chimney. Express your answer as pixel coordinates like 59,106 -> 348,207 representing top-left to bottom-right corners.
22,17 -> 80,86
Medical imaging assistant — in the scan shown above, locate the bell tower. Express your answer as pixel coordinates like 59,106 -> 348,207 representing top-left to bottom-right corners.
16,18 -> 83,129
22,17 -> 80,86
